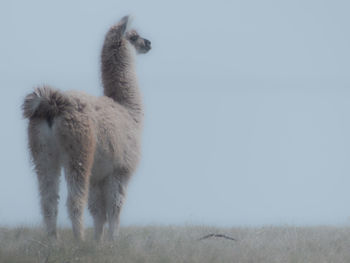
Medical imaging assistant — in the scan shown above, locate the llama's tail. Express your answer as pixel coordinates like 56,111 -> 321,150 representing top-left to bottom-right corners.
22,85 -> 71,122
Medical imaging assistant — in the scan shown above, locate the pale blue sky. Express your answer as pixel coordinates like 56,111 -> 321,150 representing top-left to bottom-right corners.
1,0 -> 350,227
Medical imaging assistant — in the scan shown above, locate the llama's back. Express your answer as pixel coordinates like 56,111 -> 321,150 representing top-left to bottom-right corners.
23,86 -> 142,180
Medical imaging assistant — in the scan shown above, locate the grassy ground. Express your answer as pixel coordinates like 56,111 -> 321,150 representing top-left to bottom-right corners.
1,225 -> 350,263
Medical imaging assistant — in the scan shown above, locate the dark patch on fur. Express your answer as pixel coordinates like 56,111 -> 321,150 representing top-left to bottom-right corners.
47,116 -> 54,128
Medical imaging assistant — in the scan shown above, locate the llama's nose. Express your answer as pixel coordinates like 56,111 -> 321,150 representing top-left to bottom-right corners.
144,39 -> 151,47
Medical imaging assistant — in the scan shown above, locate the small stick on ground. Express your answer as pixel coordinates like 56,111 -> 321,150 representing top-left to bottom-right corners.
198,234 -> 237,241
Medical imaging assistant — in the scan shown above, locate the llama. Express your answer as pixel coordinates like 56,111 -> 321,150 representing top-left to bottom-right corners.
21,16 -> 151,241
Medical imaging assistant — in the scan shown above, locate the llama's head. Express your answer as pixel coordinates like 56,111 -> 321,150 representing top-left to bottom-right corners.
125,30 -> 151,54
113,16 -> 151,54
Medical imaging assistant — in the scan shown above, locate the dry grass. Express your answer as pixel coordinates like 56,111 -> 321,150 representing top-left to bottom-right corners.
1,225 -> 350,263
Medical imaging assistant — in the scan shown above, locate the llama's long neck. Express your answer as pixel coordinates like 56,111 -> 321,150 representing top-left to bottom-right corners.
101,28 -> 142,122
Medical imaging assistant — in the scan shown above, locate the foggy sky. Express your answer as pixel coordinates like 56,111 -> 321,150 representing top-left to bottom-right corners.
1,0 -> 350,227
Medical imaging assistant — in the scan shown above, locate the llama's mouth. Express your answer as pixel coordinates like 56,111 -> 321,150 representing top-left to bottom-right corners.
138,46 -> 151,54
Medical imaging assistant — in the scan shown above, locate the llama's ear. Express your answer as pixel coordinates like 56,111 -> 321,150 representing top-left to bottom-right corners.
117,15 -> 132,36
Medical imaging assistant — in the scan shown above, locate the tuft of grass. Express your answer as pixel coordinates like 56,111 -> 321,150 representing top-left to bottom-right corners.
1,225 -> 350,262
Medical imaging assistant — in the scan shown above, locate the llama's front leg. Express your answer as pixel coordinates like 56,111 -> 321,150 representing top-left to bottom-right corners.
64,163 -> 90,241
104,174 -> 128,241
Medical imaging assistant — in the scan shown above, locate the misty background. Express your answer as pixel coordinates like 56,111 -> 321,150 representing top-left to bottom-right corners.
1,0 -> 350,227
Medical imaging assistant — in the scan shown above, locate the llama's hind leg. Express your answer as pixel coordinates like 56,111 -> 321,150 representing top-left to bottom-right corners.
64,160 -> 92,241
36,161 -> 61,239
88,181 -> 107,242
58,115 -> 95,241
28,121 -> 61,239
104,173 -> 129,241
38,168 -> 61,239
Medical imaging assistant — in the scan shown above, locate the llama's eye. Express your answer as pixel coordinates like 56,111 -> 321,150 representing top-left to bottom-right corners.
130,35 -> 138,41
